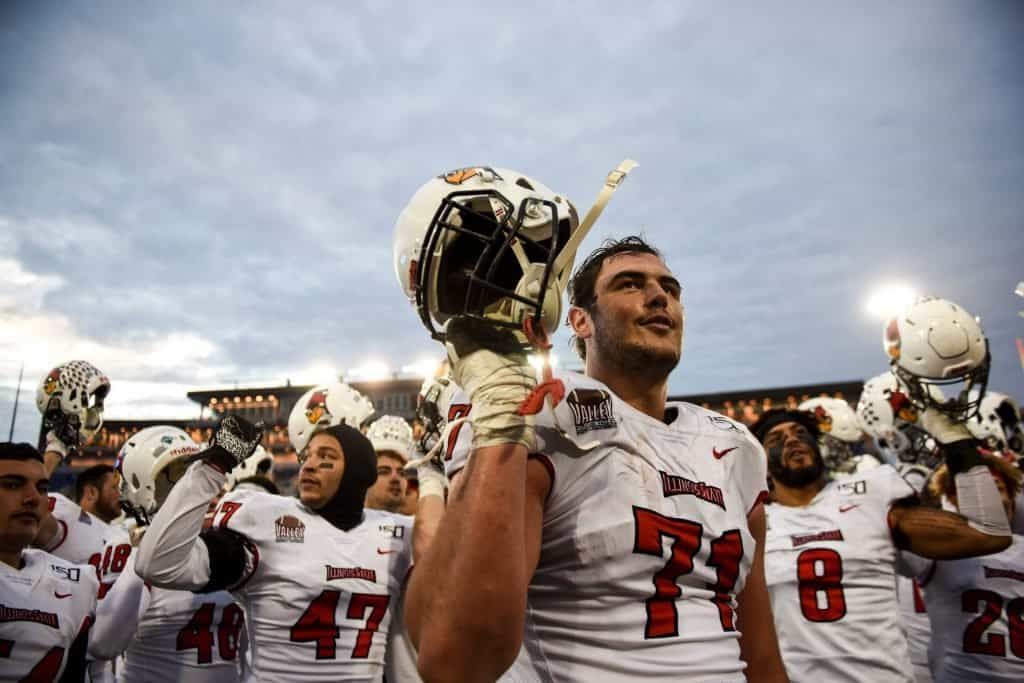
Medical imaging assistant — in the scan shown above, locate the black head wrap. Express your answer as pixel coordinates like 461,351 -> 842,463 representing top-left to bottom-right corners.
750,408 -> 826,488
311,424 -> 378,530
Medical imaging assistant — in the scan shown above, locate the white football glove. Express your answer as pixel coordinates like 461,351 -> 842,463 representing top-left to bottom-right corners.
44,430 -> 71,461
919,408 -> 973,445
445,317 -> 536,451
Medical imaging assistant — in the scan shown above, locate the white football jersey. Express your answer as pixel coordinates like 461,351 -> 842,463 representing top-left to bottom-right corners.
208,488 -> 413,682
46,492 -> 132,598
896,575 -> 933,683
447,371 -> 768,681
0,549 -> 98,680
104,551 -> 245,683
764,465 -> 916,682
911,535 -> 1024,682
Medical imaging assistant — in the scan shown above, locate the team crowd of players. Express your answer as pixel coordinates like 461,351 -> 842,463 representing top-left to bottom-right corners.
2,165 -> 1022,682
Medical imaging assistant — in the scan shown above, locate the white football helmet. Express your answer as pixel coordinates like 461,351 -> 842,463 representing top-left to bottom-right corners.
393,166 -> 579,343
857,371 -> 941,469
288,382 -> 375,453
967,391 -> 1023,453
883,296 -> 990,420
366,415 -> 414,462
799,397 -> 863,474
117,426 -> 201,524
35,360 -> 111,445
224,445 -> 273,490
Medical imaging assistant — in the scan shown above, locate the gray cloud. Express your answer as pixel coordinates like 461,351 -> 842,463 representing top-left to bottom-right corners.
1,0 -> 1022,443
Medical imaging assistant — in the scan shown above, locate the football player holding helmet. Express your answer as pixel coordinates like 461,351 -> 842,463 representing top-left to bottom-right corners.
137,409 -> 412,681
884,296 -> 990,421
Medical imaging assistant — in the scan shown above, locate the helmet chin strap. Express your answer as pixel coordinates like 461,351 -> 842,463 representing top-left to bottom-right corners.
509,160 -> 639,449
552,158 -> 639,291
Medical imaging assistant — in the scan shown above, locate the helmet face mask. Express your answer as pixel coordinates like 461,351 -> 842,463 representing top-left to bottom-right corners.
892,359 -> 989,422
884,296 -> 990,421
395,167 -> 578,344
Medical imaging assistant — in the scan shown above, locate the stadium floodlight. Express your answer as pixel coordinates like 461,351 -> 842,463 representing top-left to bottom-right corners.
865,284 -> 917,320
400,357 -> 444,379
346,361 -> 391,382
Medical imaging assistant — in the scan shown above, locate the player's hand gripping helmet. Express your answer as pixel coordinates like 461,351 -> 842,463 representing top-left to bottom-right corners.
288,382 -> 375,454
224,444 -> 273,490
35,360 -> 111,446
393,161 -> 637,345
857,371 -> 942,469
117,426 -> 201,525
883,296 -> 990,421
798,397 -> 863,474
365,415 -> 414,461
967,391 -> 1023,454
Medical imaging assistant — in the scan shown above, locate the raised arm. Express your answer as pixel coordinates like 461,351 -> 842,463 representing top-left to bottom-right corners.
891,413 -> 1015,559
889,500 -> 1009,559
135,461 -> 224,590
405,320 -> 545,682
737,503 -> 789,682
89,551 -> 150,660
136,416 -> 263,590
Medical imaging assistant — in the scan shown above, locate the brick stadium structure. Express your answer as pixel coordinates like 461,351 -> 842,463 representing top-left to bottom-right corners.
47,377 -> 863,493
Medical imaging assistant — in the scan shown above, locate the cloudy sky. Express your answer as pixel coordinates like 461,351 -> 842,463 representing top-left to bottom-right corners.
2,0 -> 1022,443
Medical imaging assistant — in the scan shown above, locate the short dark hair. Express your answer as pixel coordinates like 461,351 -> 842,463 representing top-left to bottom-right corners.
0,442 -> 44,464
566,235 -> 663,360
75,464 -> 115,503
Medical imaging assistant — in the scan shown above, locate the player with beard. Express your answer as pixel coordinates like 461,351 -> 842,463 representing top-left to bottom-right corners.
135,415 -> 413,682
72,465 -> 122,524
404,234 -> 788,681
755,408 -> 1012,683
0,442 -> 97,682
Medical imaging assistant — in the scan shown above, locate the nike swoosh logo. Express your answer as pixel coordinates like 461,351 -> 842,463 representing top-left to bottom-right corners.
54,592 -> 72,599
839,504 -> 860,513
712,446 -> 738,460
377,548 -> 397,555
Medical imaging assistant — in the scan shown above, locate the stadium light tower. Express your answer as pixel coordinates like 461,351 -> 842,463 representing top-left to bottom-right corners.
865,283 -> 917,320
